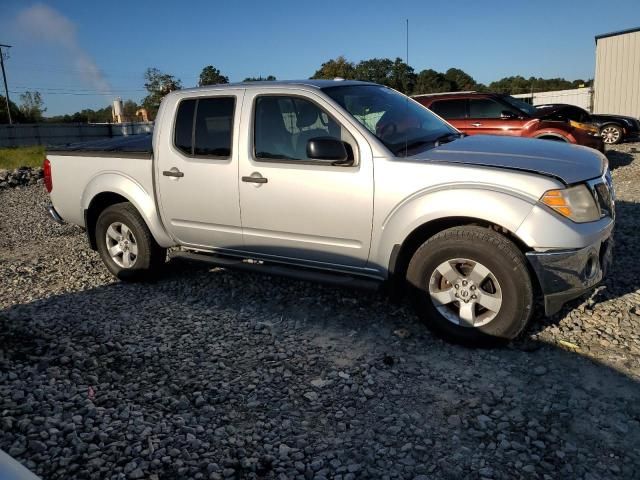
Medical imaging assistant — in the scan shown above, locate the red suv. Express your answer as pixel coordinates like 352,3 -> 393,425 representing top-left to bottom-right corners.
413,92 -> 604,152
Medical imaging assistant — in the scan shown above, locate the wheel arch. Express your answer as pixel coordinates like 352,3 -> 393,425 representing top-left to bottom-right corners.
82,173 -> 174,250
534,132 -> 571,142
388,216 -> 534,293
599,121 -> 623,129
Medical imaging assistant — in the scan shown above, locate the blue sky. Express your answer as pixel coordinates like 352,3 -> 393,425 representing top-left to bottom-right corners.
1,0 -> 639,116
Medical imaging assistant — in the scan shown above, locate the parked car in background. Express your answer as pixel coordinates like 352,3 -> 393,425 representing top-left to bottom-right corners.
536,103 -> 640,145
414,92 -> 604,152
43,80 -> 614,346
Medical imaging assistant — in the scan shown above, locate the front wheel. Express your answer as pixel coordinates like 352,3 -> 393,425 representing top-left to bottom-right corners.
95,203 -> 166,281
406,226 -> 533,346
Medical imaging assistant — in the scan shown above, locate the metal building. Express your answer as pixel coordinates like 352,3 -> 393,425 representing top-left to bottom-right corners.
513,87 -> 593,111
593,27 -> 640,117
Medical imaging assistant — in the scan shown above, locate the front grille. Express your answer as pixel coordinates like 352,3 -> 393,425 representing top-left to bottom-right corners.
590,172 -> 615,219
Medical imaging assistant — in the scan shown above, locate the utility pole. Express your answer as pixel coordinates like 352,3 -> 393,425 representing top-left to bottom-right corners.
0,43 -> 12,125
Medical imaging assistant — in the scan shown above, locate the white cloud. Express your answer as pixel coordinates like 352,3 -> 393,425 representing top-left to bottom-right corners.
15,3 -> 112,94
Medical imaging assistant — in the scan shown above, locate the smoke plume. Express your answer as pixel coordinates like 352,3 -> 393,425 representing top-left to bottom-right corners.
16,3 -> 112,94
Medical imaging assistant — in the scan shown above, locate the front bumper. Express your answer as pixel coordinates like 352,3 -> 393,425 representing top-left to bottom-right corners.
526,235 -> 613,316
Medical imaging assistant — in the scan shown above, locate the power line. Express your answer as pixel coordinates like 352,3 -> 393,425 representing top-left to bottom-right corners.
0,43 -> 12,124
9,90 -> 143,96
11,85 -> 147,93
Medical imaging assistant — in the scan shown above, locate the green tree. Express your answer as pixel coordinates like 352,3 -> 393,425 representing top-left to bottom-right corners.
488,75 -> 532,94
388,58 -> 416,94
19,91 -> 46,122
198,65 -> 229,86
123,99 -> 139,119
350,57 -> 416,94
311,56 -> 356,79
243,75 -> 276,82
0,95 -> 26,124
142,68 -> 182,119
413,69 -> 455,94
444,68 -> 479,91
354,57 -> 394,85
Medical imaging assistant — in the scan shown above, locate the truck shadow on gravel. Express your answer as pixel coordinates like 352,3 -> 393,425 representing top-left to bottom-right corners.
606,149 -> 635,170
2,235 -> 640,478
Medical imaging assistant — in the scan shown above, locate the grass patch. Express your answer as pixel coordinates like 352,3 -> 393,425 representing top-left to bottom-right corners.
0,146 -> 46,170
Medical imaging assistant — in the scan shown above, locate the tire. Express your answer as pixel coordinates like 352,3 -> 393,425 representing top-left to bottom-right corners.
95,202 -> 166,281
600,124 -> 623,145
406,226 -> 533,346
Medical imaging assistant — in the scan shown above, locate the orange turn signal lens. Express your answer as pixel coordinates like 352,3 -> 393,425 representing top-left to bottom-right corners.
541,189 -> 573,217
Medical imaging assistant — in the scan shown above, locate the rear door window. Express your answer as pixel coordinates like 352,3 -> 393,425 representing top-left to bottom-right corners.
429,99 -> 467,119
173,96 -> 235,158
194,97 -> 235,157
174,99 -> 196,155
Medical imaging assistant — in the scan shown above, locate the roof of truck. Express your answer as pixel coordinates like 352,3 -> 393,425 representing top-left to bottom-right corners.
179,79 -> 375,93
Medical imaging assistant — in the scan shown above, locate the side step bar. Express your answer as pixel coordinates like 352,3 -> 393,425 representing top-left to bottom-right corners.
169,250 -> 382,291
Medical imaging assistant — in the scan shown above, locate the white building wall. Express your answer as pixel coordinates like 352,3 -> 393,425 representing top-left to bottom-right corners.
513,88 -> 593,111
593,29 -> 640,117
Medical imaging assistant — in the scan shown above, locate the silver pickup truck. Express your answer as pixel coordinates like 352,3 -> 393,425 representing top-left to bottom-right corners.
44,80 -> 614,345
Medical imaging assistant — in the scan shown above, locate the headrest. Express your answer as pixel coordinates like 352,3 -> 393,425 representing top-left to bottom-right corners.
296,101 -> 320,129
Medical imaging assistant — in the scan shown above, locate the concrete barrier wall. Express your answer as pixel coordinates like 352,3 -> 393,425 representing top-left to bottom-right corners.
0,122 -> 154,147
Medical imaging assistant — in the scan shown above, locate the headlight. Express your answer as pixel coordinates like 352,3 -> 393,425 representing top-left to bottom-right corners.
540,184 -> 600,223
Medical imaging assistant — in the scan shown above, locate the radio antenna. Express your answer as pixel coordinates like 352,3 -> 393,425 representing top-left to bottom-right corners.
404,19 -> 409,156
406,19 -> 409,66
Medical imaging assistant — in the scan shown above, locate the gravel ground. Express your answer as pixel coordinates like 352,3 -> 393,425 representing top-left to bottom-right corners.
1,143 -> 640,480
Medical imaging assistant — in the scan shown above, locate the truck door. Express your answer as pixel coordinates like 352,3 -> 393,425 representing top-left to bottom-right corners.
237,90 -> 374,267
155,90 -> 244,249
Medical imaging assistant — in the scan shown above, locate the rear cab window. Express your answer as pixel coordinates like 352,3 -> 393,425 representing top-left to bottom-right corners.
173,96 -> 236,158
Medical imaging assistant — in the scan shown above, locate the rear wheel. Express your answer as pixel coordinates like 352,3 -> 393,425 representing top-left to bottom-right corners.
600,124 -> 623,145
95,203 -> 166,281
406,226 -> 533,346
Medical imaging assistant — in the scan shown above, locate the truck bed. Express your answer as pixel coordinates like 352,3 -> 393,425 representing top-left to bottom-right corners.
47,133 -> 152,157
46,133 -> 155,228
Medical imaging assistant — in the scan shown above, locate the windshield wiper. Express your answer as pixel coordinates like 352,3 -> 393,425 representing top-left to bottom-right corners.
395,132 -> 461,156
433,132 -> 462,146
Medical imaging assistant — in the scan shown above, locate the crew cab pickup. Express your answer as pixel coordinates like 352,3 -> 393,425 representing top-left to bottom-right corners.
44,80 -> 615,345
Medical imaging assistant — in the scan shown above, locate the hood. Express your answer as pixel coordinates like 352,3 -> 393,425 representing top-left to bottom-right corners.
417,135 -> 605,185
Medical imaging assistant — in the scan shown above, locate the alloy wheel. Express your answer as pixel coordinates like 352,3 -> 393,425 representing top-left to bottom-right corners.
105,222 -> 138,268
428,258 -> 502,327
601,126 -> 621,144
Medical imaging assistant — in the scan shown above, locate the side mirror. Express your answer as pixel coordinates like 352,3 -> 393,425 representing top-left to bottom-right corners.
307,137 -> 352,164
500,110 -> 517,120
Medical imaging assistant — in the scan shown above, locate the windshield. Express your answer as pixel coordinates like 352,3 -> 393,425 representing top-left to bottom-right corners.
322,84 -> 459,157
500,95 -> 538,116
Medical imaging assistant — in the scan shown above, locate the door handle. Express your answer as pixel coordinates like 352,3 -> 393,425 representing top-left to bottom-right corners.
163,168 -> 184,178
471,123 -> 483,127
242,175 -> 268,184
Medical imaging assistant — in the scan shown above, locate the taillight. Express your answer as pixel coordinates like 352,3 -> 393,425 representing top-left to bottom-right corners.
43,157 -> 52,193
